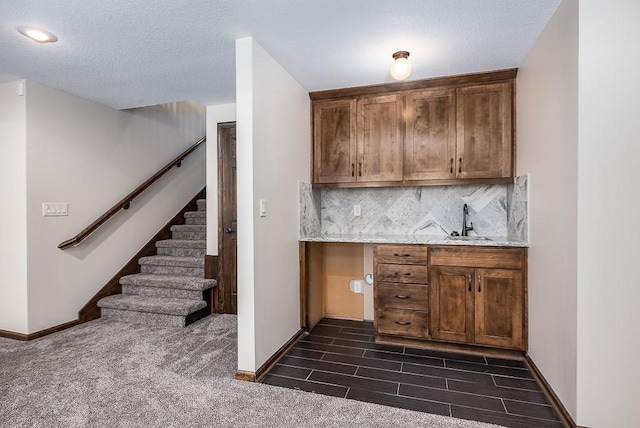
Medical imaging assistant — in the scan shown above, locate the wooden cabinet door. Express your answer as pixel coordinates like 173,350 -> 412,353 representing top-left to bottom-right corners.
357,94 -> 404,182
404,88 -> 456,181
456,82 -> 513,179
313,99 -> 357,183
429,266 -> 474,343
474,268 -> 524,349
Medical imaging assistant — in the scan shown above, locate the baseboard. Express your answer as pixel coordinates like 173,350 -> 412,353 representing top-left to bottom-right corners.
524,354 -> 577,428
235,370 -> 257,382
0,319 -> 81,341
375,334 -> 525,360
235,328 -> 306,383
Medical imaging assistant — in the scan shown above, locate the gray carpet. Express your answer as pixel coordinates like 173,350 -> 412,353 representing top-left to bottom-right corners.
0,315 -> 503,427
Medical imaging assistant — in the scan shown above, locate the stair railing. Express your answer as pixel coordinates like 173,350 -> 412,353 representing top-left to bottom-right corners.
58,136 -> 206,250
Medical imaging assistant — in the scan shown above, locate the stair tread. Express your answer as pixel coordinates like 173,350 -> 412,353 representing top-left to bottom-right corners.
97,294 -> 206,316
138,255 -> 204,267
184,211 -> 206,217
120,274 -> 216,291
156,239 -> 206,248
170,224 -> 206,232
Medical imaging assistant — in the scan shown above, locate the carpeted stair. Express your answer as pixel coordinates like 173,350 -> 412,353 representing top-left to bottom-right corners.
97,199 -> 215,327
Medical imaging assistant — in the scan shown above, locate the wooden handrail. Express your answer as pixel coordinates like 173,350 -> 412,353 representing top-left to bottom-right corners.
58,136 -> 206,250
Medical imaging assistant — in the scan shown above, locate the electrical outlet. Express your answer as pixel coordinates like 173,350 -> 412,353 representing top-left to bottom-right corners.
349,279 -> 363,294
353,204 -> 362,217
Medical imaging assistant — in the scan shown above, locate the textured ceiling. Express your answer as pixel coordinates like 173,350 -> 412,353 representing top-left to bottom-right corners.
0,0 -> 561,110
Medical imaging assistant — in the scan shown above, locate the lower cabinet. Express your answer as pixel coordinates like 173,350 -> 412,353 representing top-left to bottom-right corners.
374,244 -> 527,351
374,245 -> 430,339
430,265 -> 524,349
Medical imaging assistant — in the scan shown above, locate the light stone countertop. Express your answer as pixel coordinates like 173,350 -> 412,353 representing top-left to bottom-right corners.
299,234 -> 528,247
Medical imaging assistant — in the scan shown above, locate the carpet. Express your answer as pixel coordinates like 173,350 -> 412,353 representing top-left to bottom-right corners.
0,315 -> 503,427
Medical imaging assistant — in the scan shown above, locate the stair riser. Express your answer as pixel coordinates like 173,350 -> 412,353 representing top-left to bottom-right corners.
185,217 -> 207,225
156,247 -> 206,257
102,308 -> 185,328
197,200 -> 206,211
141,265 -> 204,276
122,285 -> 203,300
172,231 -> 206,240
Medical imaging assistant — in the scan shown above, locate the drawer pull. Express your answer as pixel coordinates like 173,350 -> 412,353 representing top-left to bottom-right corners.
394,321 -> 412,326
394,294 -> 411,299
394,272 -> 411,276
392,253 -> 412,257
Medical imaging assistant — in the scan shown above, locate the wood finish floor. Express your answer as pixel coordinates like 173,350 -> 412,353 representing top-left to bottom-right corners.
261,318 -> 562,428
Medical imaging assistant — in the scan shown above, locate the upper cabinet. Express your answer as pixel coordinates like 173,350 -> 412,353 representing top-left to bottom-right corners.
313,94 -> 403,184
404,88 -> 457,181
456,82 -> 513,179
311,69 -> 516,187
312,99 -> 357,183
357,94 -> 404,182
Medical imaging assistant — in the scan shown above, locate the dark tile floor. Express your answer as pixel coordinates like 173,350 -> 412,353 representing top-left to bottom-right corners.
261,318 -> 562,428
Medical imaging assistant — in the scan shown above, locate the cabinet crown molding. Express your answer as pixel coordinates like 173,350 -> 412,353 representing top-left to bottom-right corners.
309,68 -> 518,100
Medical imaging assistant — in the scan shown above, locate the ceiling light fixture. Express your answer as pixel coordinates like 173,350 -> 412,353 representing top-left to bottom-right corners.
390,51 -> 412,81
17,26 -> 58,44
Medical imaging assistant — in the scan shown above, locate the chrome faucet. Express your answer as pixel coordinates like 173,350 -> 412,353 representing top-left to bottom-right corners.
461,204 -> 473,236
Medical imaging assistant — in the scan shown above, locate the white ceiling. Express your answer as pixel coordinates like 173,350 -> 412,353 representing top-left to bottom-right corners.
0,0 -> 561,110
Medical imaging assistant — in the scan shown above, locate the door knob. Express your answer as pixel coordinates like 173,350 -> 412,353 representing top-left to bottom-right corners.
224,228 -> 234,234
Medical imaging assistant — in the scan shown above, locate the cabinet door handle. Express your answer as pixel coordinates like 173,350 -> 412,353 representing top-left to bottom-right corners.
394,272 -> 411,276
393,253 -> 412,257
477,274 -> 482,292
450,158 -> 454,174
351,163 -> 355,177
358,162 -> 362,177
468,274 -> 472,292
394,321 -> 412,326
394,294 -> 411,299
458,157 -> 463,174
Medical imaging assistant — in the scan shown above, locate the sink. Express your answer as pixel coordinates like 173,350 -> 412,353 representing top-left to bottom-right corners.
446,236 -> 491,241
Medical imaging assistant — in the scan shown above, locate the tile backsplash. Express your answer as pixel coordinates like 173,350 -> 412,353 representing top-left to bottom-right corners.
507,174 -> 528,241
300,176 -> 529,241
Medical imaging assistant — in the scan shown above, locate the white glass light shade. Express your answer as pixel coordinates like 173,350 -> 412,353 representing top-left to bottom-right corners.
390,51 -> 412,81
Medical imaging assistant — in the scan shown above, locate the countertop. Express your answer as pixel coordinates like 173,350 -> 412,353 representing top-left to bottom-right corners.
299,234 -> 528,247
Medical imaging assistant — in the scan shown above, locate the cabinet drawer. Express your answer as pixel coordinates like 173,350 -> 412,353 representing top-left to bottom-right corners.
377,263 -> 428,284
376,245 -> 428,265
377,309 -> 429,338
377,283 -> 428,310
430,246 -> 524,269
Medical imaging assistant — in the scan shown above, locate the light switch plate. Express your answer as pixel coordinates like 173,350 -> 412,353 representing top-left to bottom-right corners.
353,204 -> 362,217
259,199 -> 267,217
42,202 -> 68,217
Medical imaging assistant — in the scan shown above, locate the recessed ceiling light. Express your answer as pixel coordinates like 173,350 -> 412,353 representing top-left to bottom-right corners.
17,26 -> 58,44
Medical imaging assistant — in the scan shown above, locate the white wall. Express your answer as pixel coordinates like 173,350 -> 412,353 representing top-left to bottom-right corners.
205,103 -> 236,255
576,1 -> 640,426
23,82 -> 206,332
0,81 -> 29,333
236,37 -> 311,372
516,0 -> 578,418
